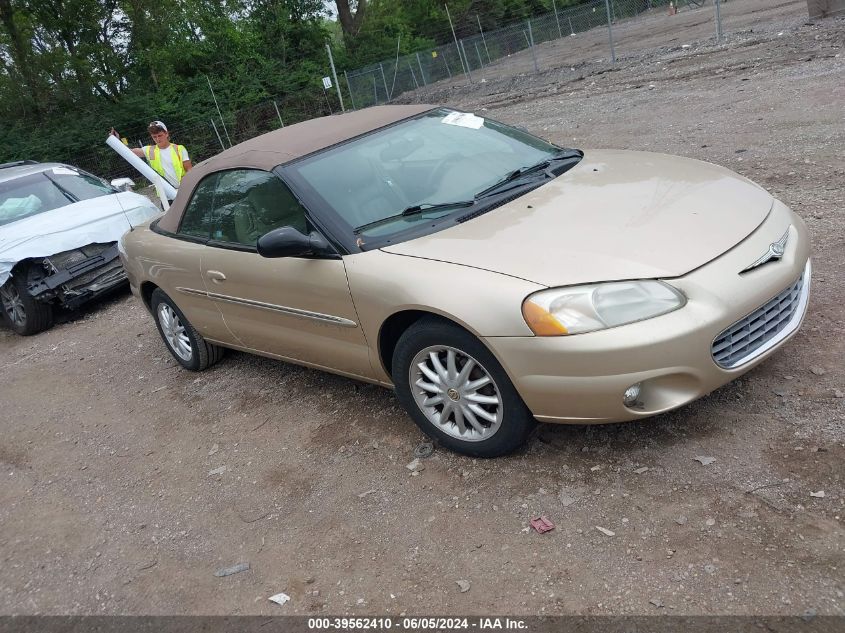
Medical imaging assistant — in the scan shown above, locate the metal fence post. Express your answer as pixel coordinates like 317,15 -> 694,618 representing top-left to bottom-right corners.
604,0 -> 616,63
416,52 -> 427,86
372,74 -> 378,105
379,63 -> 390,102
552,0 -> 563,39
443,51 -> 452,78
527,20 -> 539,73
408,60 -> 420,89
210,119 -> 225,151
714,0 -> 723,41
326,43 -> 344,112
206,76 -> 232,147
459,40 -> 473,82
344,71 -> 356,110
477,15 -> 492,64
272,101 -> 284,127
569,16 -> 574,35
445,4 -> 469,79
474,41 -> 484,68
321,85 -> 333,114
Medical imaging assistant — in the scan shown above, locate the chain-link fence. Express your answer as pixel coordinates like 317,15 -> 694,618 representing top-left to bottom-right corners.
78,0 -> 741,186
343,0 -> 722,105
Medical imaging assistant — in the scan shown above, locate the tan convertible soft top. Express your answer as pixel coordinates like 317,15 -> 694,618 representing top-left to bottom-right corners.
157,104 -> 435,232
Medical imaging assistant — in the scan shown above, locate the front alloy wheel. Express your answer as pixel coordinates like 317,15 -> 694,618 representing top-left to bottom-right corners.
0,274 -> 53,335
0,282 -> 25,327
410,345 -> 503,442
393,316 -> 535,457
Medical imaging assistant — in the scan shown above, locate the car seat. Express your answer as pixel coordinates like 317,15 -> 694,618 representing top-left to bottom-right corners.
233,180 -> 307,244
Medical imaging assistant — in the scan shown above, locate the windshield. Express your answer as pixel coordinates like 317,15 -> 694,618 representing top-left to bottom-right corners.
284,109 -> 573,247
0,167 -> 115,227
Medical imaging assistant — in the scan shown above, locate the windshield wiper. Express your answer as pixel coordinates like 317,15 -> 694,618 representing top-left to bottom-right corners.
474,149 -> 582,199
353,200 -> 475,234
42,172 -> 79,204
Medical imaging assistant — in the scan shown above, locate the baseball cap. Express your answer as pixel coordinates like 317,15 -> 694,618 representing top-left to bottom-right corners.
148,120 -> 168,132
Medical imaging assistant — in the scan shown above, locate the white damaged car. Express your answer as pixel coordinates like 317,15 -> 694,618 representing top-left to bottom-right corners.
0,161 -> 160,335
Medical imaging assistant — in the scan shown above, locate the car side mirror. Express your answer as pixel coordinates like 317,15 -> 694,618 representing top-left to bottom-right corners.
111,177 -> 135,192
257,227 -> 331,258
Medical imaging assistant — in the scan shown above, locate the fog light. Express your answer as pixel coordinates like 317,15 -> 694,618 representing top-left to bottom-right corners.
623,383 -> 642,407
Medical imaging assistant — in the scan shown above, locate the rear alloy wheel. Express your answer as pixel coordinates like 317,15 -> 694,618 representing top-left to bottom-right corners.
150,288 -> 224,371
0,274 -> 53,335
393,317 -> 535,457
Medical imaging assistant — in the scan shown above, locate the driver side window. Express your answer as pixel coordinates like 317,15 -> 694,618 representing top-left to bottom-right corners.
210,169 -> 309,247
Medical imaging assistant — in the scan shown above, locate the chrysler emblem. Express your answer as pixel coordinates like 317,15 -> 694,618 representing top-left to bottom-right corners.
742,228 -> 789,273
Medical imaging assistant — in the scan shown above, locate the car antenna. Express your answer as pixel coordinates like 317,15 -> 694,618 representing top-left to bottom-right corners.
112,181 -> 135,232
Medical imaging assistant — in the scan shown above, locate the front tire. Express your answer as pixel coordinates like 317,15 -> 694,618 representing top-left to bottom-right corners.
392,317 -> 536,457
150,288 -> 224,371
0,274 -> 53,335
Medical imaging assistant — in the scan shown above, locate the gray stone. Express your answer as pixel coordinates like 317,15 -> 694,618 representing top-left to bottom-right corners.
214,562 -> 250,577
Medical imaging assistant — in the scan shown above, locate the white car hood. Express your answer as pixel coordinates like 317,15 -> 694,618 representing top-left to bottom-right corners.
0,191 -> 160,286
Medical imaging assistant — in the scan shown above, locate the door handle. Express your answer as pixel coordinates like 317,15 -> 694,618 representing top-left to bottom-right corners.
207,270 -> 227,283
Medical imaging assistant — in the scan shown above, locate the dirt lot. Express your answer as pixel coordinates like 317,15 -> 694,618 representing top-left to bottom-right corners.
1,0 -> 843,617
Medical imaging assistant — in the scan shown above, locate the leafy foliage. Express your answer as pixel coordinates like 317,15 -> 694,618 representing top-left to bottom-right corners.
0,0 -> 587,171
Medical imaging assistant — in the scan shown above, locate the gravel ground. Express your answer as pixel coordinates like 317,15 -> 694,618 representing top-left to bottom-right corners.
1,0 -> 843,617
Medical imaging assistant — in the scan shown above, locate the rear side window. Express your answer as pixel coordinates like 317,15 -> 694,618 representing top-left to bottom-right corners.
178,174 -> 219,239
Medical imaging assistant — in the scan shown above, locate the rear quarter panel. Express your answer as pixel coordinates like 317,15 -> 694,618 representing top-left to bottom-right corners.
120,223 -> 233,343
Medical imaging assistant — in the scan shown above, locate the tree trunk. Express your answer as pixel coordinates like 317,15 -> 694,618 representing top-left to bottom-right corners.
335,0 -> 366,38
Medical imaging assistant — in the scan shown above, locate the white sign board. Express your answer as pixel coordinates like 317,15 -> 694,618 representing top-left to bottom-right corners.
322,76 -> 332,90
441,112 -> 485,129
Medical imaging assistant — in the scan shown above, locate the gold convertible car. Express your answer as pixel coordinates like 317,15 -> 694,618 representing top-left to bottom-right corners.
120,105 -> 811,456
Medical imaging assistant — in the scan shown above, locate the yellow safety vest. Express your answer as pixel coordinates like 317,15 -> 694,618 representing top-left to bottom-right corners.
145,144 -> 187,183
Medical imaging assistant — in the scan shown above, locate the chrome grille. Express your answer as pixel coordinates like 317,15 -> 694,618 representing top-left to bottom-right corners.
712,273 -> 805,369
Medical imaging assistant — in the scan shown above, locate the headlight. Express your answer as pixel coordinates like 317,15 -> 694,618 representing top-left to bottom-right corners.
522,280 -> 686,336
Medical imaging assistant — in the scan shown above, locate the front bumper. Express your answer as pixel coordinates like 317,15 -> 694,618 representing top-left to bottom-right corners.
30,243 -> 127,309
485,203 -> 811,423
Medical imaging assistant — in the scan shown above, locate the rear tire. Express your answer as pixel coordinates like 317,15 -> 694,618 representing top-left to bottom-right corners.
392,316 -> 536,457
150,288 -> 224,371
0,274 -> 53,335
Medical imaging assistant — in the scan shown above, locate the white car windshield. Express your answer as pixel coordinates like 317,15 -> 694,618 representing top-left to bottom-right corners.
0,168 -> 115,227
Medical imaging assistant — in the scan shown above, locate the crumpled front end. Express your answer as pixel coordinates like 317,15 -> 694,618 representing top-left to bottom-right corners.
26,242 -> 126,309
0,191 -> 160,287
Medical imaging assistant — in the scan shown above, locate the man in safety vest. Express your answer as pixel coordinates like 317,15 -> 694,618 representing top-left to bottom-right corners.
110,120 -> 192,186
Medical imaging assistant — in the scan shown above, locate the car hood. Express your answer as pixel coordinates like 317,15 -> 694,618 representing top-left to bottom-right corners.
381,150 -> 773,287
0,191 -> 160,286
